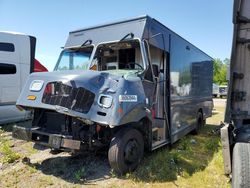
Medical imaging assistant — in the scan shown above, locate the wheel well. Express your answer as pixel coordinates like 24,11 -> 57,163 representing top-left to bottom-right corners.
198,108 -> 203,114
198,108 -> 203,118
138,117 -> 152,151
110,117 -> 152,151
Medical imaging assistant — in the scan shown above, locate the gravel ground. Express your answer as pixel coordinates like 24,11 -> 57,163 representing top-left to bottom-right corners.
213,98 -> 227,108
0,98 -> 228,187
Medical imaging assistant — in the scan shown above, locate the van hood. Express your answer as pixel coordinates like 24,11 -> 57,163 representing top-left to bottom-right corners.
16,70 -> 147,127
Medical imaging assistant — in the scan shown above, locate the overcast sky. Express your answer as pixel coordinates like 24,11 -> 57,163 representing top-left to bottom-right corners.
0,0 -> 233,71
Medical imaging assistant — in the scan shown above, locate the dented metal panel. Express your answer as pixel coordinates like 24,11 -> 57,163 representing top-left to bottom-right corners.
16,70 -> 147,127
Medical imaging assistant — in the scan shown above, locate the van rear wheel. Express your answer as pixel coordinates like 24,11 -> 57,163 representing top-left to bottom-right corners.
108,128 -> 144,175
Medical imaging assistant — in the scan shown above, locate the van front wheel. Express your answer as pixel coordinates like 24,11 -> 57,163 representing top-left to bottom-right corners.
108,128 -> 144,175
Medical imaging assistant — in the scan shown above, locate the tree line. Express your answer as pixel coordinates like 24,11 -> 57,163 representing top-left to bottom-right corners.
213,58 -> 229,85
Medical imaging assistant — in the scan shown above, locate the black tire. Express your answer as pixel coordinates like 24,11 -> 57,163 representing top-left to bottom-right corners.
108,128 -> 144,175
192,111 -> 204,134
232,143 -> 250,188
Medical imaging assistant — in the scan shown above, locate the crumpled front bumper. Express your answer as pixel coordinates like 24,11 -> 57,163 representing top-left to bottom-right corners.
12,126 -> 81,150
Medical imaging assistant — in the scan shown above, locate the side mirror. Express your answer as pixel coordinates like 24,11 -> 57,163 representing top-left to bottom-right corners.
152,64 -> 159,78
0,63 -> 16,74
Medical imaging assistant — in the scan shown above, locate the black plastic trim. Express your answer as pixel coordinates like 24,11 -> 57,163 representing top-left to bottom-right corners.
29,36 -> 36,73
0,42 -> 15,52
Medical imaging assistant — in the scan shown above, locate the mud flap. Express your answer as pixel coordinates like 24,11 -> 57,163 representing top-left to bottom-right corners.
221,123 -> 231,174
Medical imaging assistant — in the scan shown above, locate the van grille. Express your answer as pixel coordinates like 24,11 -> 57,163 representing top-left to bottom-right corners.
42,82 -> 95,114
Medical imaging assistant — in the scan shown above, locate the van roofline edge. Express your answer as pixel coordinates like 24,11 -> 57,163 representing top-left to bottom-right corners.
69,15 -> 149,34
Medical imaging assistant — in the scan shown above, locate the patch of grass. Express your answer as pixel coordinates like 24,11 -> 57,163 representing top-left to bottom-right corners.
110,169 -> 117,178
0,101 -> 230,188
74,167 -> 86,181
27,165 -> 37,174
36,176 -> 54,187
131,133 -> 218,183
204,137 -> 221,152
0,141 -> 21,164
20,142 -> 38,156
177,137 -> 192,151
0,166 -> 52,188
121,104 -> 230,187
0,124 -> 14,132
0,128 -> 8,143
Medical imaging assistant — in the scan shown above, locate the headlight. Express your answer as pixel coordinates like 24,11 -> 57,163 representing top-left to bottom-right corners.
98,95 -> 113,108
29,80 -> 44,91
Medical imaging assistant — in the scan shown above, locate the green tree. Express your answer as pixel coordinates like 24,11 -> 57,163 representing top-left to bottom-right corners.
213,58 -> 228,85
223,58 -> 230,65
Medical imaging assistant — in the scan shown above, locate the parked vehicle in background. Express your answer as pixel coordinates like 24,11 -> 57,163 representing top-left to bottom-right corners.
221,0 -> 250,187
213,83 -> 220,97
34,59 -> 47,72
219,85 -> 228,98
12,16 -> 213,174
0,31 -> 47,124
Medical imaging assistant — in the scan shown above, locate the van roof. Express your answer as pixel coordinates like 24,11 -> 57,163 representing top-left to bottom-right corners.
65,15 -> 213,59
70,15 -> 149,34
0,31 -> 27,35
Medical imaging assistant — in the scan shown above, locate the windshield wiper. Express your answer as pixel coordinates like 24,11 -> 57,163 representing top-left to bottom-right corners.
73,39 -> 93,52
81,39 -> 92,46
120,33 -> 134,41
62,39 -> 92,51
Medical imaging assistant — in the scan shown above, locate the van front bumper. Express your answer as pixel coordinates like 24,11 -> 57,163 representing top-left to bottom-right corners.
12,126 -> 81,150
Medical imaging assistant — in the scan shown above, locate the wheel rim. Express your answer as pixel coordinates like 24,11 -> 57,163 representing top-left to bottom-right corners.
124,139 -> 140,164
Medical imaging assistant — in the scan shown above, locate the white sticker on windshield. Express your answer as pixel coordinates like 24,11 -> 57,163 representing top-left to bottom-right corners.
119,95 -> 137,102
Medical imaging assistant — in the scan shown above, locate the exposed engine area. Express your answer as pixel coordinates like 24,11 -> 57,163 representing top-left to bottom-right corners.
31,109 -> 112,149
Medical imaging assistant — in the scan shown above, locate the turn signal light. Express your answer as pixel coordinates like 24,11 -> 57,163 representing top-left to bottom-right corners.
27,95 -> 36,100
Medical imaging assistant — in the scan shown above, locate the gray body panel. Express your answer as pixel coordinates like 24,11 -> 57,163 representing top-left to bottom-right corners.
16,15 -> 213,145
169,33 -> 213,142
66,16 -> 147,48
65,15 -> 170,52
17,70 -> 147,127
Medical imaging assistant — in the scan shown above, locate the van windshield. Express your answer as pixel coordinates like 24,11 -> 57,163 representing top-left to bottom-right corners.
54,46 -> 93,71
90,40 -> 144,75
